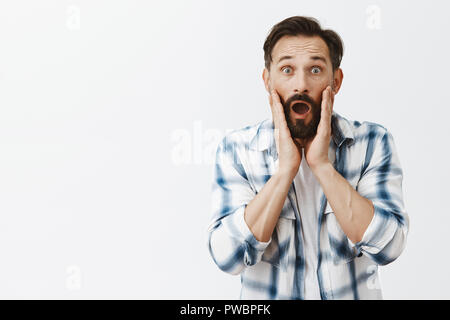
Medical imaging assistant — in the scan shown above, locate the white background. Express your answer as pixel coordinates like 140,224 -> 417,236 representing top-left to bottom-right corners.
0,0 -> 448,299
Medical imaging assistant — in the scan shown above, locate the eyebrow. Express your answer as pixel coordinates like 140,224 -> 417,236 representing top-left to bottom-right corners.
276,55 -> 327,64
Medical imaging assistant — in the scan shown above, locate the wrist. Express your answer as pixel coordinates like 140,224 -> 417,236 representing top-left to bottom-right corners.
274,168 -> 297,184
310,161 -> 333,176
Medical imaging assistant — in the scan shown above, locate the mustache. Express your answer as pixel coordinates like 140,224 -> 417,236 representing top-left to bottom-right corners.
282,93 -> 317,109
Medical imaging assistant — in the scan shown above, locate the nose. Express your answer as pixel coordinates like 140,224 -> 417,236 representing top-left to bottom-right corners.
293,70 -> 310,96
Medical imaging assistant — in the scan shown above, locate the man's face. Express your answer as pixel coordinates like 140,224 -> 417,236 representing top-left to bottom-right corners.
263,35 -> 342,142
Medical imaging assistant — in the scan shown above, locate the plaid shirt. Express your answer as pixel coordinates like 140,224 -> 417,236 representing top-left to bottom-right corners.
207,111 -> 409,299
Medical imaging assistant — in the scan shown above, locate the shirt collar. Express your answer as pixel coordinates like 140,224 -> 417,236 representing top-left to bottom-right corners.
249,111 -> 355,153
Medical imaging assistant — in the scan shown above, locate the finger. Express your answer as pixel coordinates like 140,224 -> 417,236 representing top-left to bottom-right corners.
319,86 -> 332,133
320,86 -> 328,115
269,90 -> 281,129
268,92 -> 281,153
328,86 -> 335,113
270,89 -> 288,129
268,93 -> 276,125
324,86 -> 333,116
331,86 -> 335,106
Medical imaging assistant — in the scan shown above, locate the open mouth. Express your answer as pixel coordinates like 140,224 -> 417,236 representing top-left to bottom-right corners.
291,101 -> 311,115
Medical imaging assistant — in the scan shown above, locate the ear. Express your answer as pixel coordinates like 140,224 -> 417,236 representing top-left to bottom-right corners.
262,68 -> 271,93
332,68 -> 344,94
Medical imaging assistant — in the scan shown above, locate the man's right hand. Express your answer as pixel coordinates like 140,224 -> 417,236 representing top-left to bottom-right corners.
269,89 -> 303,179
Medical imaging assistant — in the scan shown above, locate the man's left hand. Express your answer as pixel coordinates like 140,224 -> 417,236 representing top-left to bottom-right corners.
304,85 -> 335,171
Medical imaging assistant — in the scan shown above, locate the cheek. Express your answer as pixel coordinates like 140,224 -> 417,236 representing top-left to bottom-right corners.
271,84 -> 289,103
272,78 -> 285,90
313,81 -> 332,103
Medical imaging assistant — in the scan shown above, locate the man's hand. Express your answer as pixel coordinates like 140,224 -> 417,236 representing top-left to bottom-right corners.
240,89 -> 304,243
269,89 -> 303,179
304,85 -> 335,172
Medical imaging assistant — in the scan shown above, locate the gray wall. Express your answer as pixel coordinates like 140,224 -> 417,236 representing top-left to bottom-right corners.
0,0 -> 447,299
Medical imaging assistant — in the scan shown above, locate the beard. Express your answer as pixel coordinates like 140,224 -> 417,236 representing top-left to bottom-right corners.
280,92 -> 322,140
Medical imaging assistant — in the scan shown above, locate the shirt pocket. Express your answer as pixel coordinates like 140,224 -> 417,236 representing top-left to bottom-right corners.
324,202 -> 358,265
260,203 -> 296,269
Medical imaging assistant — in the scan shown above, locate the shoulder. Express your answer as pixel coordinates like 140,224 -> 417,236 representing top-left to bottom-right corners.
334,112 -> 391,147
333,113 -> 401,185
354,120 -> 389,140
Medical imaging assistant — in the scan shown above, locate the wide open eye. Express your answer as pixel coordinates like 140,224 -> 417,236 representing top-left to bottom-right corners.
311,66 -> 321,74
281,66 -> 292,74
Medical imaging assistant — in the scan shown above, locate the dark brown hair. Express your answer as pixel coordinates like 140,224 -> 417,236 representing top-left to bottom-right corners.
263,16 -> 344,71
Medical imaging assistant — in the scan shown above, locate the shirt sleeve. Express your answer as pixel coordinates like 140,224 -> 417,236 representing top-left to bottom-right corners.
207,135 -> 271,275
354,129 -> 409,265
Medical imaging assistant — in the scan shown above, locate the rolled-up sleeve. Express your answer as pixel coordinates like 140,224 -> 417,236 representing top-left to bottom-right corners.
207,135 -> 271,275
355,129 -> 409,265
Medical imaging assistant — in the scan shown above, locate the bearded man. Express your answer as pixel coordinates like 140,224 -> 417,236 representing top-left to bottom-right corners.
207,16 -> 409,300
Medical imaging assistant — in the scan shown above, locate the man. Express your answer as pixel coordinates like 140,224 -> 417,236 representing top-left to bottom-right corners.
207,16 -> 409,300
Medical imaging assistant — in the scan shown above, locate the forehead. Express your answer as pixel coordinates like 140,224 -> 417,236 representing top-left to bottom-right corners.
272,35 -> 330,63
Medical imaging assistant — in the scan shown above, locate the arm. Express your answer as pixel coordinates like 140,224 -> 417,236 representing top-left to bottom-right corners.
245,89 -> 305,242
352,130 -> 409,265
207,136 -> 273,275
303,86 -> 374,243
313,130 -> 409,265
207,89 -> 303,275
304,86 -> 408,265
244,170 -> 294,242
312,162 -> 374,244
207,134 -> 300,275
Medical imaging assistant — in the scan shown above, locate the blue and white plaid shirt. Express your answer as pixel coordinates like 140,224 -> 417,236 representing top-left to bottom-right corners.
207,111 -> 409,299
